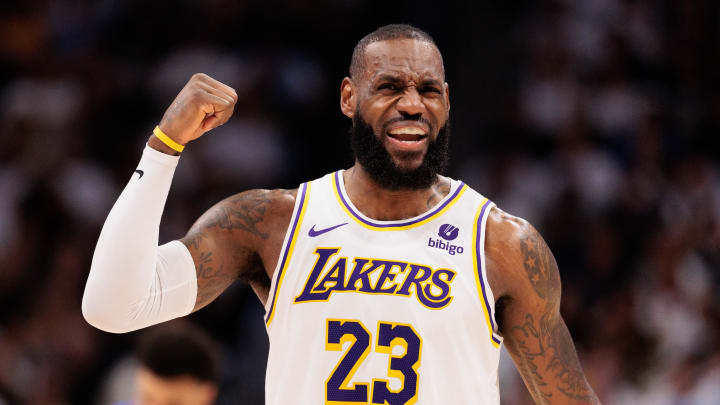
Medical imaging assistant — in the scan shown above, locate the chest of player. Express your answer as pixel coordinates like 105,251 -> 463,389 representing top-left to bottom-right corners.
290,221 -> 474,313
263,172 -> 497,333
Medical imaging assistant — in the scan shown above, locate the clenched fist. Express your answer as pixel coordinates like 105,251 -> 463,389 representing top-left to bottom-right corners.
152,73 -> 237,153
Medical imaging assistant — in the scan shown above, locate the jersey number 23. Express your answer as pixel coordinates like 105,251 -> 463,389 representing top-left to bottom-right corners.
325,319 -> 422,405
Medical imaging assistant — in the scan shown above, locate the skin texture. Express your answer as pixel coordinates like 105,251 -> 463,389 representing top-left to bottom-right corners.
151,38 -> 600,404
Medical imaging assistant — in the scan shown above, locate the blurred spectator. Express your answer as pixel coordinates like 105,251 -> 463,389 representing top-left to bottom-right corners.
98,321 -> 220,405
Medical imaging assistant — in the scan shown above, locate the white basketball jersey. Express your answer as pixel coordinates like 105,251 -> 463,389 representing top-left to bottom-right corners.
263,171 -> 503,405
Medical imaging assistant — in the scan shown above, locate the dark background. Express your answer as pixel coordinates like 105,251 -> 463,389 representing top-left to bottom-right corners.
1,0 -> 719,404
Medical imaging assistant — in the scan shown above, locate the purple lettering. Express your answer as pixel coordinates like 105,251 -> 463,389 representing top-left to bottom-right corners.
294,248 -> 340,302
396,264 -> 431,296
372,261 -> 407,294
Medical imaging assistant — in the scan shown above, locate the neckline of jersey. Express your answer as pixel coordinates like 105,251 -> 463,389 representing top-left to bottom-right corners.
332,170 -> 467,231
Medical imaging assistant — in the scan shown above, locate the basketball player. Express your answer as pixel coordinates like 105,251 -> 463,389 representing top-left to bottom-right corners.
83,25 -> 601,404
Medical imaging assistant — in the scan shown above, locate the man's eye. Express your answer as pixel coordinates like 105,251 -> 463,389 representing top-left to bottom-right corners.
421,87 -> 441,94
378,83 -> 397,91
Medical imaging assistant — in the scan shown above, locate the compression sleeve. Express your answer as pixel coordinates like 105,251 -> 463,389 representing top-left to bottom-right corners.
82,145 -> 197,333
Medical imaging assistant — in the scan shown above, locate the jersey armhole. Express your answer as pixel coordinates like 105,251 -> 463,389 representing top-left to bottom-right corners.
264,181 -> 312,327
472,199 -> 503,348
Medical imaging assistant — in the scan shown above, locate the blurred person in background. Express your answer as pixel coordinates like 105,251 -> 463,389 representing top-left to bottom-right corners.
105,321 -> 220,405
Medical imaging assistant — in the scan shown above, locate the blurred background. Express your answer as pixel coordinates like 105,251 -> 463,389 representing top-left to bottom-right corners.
1,0 -> 719,404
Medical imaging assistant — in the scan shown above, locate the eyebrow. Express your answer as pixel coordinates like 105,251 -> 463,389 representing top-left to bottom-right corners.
374,74 -> 403,84
419,79 -> 443,87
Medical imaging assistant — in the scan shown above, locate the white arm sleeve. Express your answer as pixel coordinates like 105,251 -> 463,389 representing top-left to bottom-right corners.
82,145 -> 197,334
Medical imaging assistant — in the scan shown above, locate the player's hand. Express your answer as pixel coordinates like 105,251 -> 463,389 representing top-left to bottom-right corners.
157,73 -> 238,145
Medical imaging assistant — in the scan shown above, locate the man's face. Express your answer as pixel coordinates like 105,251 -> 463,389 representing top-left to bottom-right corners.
136,367 -> 217,405
342,38 -> 450,188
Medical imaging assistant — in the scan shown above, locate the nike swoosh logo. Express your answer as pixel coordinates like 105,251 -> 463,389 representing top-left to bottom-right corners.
134,169 -> 144,179
308,223 -> 348,237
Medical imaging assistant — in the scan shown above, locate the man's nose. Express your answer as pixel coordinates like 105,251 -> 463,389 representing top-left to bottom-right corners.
396,87 -> 425,116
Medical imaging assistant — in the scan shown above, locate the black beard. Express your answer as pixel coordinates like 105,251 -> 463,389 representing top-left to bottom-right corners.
350,114 -> 450,190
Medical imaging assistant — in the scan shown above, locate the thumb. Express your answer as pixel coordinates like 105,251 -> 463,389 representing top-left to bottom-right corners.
202,113 -> 223,132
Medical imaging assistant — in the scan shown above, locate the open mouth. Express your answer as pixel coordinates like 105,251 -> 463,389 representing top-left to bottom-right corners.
386,126 -> 428,143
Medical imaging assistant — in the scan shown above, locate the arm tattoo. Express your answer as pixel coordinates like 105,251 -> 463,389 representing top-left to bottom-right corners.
507,229 -> 600,404
184,230 -> 206,250
546,319 -> 598,402
182,188 -> 295,310
510,314 -> 551,403
510,314 -> 599,404
426,180 -> 451,209
194,251 -> 235,308
203,191 -> 272,239
186,189 -> 295,245
183,192 -> 269,250
519,234 -> 560,300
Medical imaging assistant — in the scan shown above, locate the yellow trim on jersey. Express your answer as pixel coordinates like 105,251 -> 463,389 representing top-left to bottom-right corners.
332,173 -> 468,231
265,182 -> 312,327
472,198 -> 501,348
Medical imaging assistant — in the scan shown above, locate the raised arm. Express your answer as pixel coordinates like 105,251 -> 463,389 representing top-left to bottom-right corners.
486,209 -> 601,405
82,73 -> 259,333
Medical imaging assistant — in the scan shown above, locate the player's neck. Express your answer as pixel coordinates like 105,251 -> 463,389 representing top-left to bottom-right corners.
342,165 -> 450,221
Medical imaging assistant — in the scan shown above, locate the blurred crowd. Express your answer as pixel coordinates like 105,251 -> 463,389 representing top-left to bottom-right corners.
0,0 -> 718,404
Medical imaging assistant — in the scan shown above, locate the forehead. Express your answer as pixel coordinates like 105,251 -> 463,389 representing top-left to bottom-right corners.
137,368 -> 207,405
362,39 -> 444,82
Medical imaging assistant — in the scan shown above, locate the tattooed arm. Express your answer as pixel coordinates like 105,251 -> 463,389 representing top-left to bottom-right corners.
181,188 -> 297,311
485,208 -> 600,405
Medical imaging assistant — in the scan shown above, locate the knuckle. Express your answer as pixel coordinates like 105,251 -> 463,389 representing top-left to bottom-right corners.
188,89 -> 206,104
191,72 -> 209,82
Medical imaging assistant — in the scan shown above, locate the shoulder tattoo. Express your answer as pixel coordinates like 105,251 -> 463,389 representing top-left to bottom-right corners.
185,188 -> 295,246
204,190 -> 273,239
426,179 -> 451,209
519,229 -> 561,301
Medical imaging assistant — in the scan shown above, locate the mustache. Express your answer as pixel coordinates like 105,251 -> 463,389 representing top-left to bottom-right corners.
380,116 -> 434,135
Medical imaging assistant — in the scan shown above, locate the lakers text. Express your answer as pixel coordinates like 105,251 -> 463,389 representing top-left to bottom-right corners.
294,247 -> 456,309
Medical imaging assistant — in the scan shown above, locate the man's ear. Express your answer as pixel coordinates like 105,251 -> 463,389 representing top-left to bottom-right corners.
340,77 -> 356,119
444,82 -> 450,114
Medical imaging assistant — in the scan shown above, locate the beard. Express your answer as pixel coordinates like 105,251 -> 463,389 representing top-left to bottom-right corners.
350,113 -> 450,190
